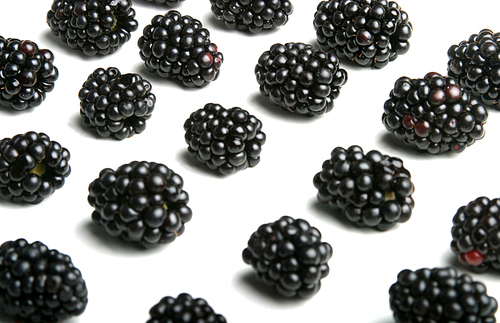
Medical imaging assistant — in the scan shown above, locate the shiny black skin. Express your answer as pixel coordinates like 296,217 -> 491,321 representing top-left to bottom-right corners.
142,0 -> 184,5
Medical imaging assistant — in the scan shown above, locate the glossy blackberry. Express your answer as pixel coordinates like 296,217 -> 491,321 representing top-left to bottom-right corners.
382,72 -> 488,154
78,67 -> 156,140
255,42 -> 347,116
210,0 -> 293,33
313,0 -> 412,68
183,103 -> 266,175
313,145 -> 414,231
138,10 -> 224,87
147,293 -> 226,323
88,161 -> 192,249
0,37 -> 58,111
448,29 -> 500,110
0,238 -> 88,323
142,0 -> 185,5
46,0 -> 138,56
0,132 -> 71,204
242,216 -> 333,298
389,267 -> 498,323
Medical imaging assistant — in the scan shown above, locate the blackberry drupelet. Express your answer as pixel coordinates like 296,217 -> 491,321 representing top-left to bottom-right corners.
255,42 -> 347,116
313,0 -> 412,68
46,0 -> 138,56
0,238 -> 88,323
382,72 -> 488,154
78,67 -> 156,140
209,0 -> 294,33
448,29 -> 500,110
313,145 -> 414,231
142,0 -> 185,5
389,267 -> 498,323
0,37 -> 58,111
242,216 -> 333,298
183,103 -> 266,175
88,161 -> 192,249
147,293 -> 226,323
138,10 -> 224,87
0,132 -> 71,204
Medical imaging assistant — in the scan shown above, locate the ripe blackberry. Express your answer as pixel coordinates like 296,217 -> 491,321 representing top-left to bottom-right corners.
0,132 -> 71,204
255,42 -> 347,116
46,0 -> 138,56
78,67 -> 156,140
313,145 -> 414,231
313,0 -> 412,68
389,267 -> 498,323
142,0 -> 185,5
88,161 -> 192,249
448,29 -> 500,110
147,293 -> 226,323
0,238 -> 88,323
138,10 -> 224,87
183,103 -> 266,175
209,0 -> 293,34
0,37 -> 58,111
242,216 -> 333,298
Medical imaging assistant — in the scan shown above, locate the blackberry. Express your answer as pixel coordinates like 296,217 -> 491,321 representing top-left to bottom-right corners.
88,161 -> 192,249
389,267 -> 498,323
0,37 -> 58,111
46,0 -> 138,56
313,0 -> 412,68
313,145 -> 414,231
448,29 -> 500,110
147,293 -> 226,323
138,10 -> 224,87
242,216 -> 333,298
209,0 -> 293,34
0,132 -> 71,204
255,42 -> 347,116
382,72 -> 488,154
142,0 -> 185,5
0,238 -> 88,323
78,67 -> 156,140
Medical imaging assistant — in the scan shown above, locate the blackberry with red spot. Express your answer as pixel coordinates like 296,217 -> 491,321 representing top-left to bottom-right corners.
448,29 -> 500,110
242,216 -> 333,298
142,0 -> 185,5
0,37 -> 58,111
389,267 -> 498,323
78,67 -> 156,140
183,103 -> 266,175
138,10 -> 224,87
313,0 -> 412,68
382,72 -> 488,154
209,0 -> 293,33
0,238 -> 88,323
88,161 -> 192,249
255,42 -> 347,116
313,145 -> 414,231
46,0 -> 138,56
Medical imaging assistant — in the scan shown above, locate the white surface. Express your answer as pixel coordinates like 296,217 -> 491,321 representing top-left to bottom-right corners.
1,0 -> 500,322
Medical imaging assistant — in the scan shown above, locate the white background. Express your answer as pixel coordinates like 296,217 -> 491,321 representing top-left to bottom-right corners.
1,0 -> 500,322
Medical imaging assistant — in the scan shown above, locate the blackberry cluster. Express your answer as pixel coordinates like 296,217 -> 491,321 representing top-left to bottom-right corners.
147,293 -> 226,323
88,161 -> 192,249
389,267 -> 498,323
46,0 -> 138,56
138,10 -> 224,87
183,103 -> 266,175
209,0 -> 294,34
255,42 -> 347,116
313,145 -> 414,231
0,37 -> 58,111
0,239 -> 88,323
78,67 -> 156,140
242,216 -> 333,298
313,0 -> 412,68
142,0 -> 185,5
448,29 -> 500,110
0,132 -> 71,204
451,196 -> 500,273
